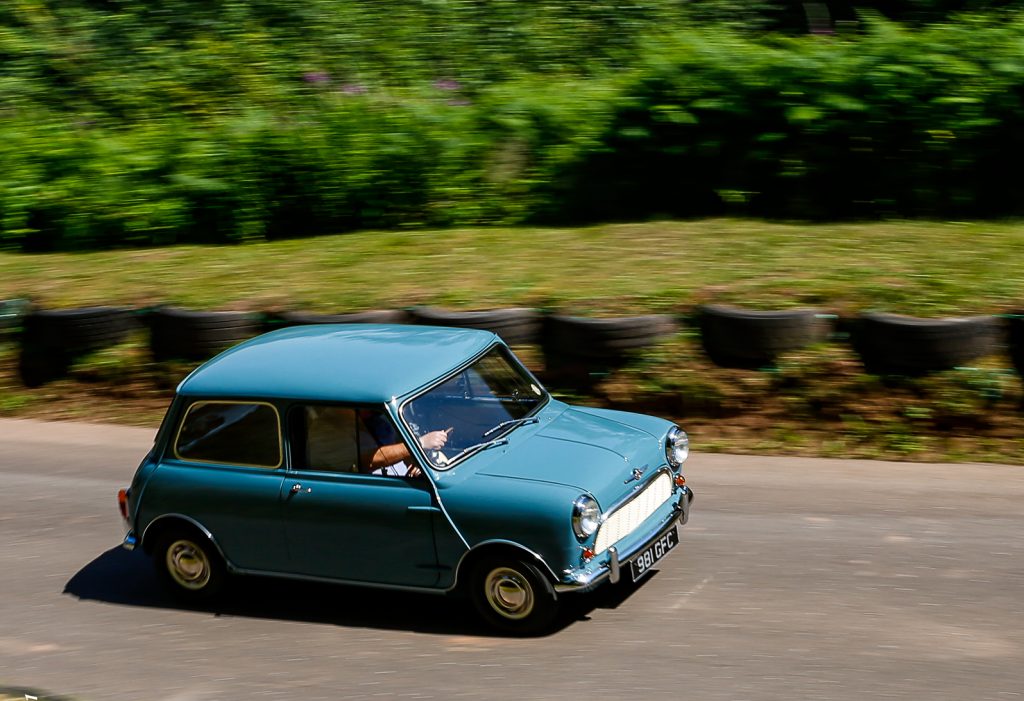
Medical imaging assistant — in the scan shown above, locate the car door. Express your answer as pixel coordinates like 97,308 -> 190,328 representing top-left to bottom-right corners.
280,404 -> 441,587
281,471 -> 441,586
151,399 -> 289,571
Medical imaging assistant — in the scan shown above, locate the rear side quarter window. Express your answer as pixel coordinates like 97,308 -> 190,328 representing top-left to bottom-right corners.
174,400 -> 282,468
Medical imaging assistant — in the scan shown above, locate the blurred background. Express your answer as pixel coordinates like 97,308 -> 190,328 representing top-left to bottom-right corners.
3,0 -> 1024,248
2,1 -> 1024,462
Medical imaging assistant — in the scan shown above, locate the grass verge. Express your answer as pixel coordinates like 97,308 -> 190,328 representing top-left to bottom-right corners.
2,219 -> 1023,463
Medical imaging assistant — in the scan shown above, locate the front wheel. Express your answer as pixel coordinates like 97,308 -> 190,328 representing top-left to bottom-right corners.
469,557 -> 558,635
153,528 -> 226,601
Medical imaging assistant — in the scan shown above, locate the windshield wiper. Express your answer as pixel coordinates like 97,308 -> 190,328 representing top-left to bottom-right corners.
482,416 -> 539,438
446,437 -> 510,463
493,394 -> 542,403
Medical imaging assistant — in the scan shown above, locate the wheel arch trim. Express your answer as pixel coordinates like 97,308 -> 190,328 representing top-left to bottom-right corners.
140,513 -> 234,569
448,539 -> 560,592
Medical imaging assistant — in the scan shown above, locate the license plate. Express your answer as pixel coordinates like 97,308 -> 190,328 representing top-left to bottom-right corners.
629,526 -> 678,582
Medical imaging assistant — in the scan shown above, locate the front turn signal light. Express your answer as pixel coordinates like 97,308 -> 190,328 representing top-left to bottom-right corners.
674,474 -> 686,488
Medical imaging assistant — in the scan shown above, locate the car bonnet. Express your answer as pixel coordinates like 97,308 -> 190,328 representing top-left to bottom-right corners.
474,406 -> 666,508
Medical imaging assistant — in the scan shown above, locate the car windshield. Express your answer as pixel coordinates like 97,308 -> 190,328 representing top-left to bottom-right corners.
400,346 -> 548,469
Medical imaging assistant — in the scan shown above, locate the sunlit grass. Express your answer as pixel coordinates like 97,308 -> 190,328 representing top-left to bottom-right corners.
3,219 -> 1024,316
3,219 -> 1024,462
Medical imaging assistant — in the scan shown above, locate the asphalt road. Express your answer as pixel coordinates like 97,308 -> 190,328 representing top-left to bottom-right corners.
1,418 -> 1022,701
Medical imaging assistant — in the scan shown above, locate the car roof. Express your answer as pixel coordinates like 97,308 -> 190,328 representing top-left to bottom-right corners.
177,324 -> 498,403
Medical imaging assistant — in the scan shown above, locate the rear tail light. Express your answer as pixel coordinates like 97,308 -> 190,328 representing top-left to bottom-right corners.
117,488 -> 129,521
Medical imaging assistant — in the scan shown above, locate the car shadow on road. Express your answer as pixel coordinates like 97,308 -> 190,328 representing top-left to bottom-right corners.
64,547 -> 656,637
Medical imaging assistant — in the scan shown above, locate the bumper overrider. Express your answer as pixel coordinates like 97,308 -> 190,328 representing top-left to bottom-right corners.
555,485 -> 693,594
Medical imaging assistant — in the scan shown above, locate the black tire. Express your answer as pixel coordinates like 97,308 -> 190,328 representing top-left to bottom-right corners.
22,306 -> 139,351
468,556 -> 558,635
849,312 -> 1003,376
17,306 -> 140,386
408,307 -> 542,347
540,313 -> 678,391
270,309 -> 411,328
697,304 -> 831,369
542,313 -> 678,358
1008,313 -> 1024,379
152,526 -> 227,601
147,307 -> 262,361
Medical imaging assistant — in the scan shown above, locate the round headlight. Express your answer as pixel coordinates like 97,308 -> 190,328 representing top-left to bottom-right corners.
572,495 -> 601,541
666,426 -> 689,467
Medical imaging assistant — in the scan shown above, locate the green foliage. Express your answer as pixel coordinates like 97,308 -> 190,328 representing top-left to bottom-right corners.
561,15 -> 1024,220
4,2 -> 1024,248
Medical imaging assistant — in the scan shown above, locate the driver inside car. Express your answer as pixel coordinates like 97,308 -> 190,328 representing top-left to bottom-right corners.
304,406 -> 450,477
357,409 -> 451,478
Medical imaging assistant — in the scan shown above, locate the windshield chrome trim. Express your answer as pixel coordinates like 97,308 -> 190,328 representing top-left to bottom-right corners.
395,342 -> 550,472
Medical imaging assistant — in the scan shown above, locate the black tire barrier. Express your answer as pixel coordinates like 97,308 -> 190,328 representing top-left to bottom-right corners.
0,298 -> 30,341
1005,313 -> 1024,379
18,306 -> 140,386
269,309 -> 411,328
849,312 -> 1004,376
697,304 -> 832,369
147,307 -> 263,362
408,306 -> 542,347
541,313 -> 679,391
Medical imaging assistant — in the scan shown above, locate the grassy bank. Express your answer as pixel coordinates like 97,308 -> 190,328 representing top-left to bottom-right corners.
4,219 -> 1024,314
2,219 -> 1023,463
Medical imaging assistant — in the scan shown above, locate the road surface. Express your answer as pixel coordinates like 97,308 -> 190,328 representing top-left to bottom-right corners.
1,418 -> 1021,700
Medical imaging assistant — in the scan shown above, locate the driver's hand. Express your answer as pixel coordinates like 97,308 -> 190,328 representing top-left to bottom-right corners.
419,429 -> 451,451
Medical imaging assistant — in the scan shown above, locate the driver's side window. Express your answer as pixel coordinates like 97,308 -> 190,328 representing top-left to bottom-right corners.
289,404 -> 416,477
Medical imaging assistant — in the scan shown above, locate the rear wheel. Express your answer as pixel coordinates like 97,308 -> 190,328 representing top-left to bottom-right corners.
469,557 -> 558,635
153,528 -> 226,601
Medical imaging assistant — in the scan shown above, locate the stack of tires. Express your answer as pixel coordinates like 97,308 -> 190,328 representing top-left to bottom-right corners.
696,304 -> 833,369
18,306 -> 140,386
848,312 -> 1002,376
147,307 -> 263,362
407,306 -> 541,347
540,314 -> 678,392
1005,313 -> 1024,383
268,309 -> 410,329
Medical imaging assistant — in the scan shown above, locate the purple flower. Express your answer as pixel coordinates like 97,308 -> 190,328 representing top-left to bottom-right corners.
303,71 -> 331,85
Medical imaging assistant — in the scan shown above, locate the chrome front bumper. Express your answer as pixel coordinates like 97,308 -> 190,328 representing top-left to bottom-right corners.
555,485 -> 693,594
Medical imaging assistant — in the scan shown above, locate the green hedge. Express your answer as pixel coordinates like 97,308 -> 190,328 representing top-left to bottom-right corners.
3,4 -> 1024,249
559,17 -> 1024,220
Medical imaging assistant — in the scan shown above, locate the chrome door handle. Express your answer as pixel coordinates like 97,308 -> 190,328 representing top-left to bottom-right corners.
290,483 -> 311,494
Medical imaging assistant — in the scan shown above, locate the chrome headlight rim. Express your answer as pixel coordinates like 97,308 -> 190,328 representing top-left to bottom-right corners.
571,494 -> 601,542
665,426 -> 689,468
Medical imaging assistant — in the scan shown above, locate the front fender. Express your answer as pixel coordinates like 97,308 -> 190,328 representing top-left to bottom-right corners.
435,474 -> 583,586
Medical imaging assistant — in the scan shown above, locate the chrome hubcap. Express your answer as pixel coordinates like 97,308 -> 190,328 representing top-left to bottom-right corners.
484,567 -> 534,620
166,539 -> 211,590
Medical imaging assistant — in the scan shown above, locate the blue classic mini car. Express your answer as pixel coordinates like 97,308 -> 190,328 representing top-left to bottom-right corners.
118,324 -> 693,633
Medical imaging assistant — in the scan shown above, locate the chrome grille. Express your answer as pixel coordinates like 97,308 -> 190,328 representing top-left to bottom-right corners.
594,472 -> 673,554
